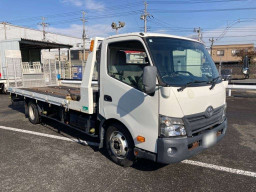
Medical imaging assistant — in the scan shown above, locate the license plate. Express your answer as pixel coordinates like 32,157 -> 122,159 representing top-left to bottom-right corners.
203,131 -> 217,148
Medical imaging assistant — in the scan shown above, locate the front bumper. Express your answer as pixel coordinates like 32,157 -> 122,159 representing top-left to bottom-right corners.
157,119 -> 227,164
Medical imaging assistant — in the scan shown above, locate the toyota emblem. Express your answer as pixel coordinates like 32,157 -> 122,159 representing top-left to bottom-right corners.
205,106 -> 214,118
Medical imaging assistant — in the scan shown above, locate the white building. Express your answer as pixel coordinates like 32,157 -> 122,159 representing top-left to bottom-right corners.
0,23 -> 86,48
0,24 -> 91,91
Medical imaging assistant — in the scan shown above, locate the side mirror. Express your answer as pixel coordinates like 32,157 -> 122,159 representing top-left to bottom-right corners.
143,66 -> 157,95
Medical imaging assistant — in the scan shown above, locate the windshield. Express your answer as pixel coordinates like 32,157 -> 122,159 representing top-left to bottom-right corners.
146,37 -> 219,86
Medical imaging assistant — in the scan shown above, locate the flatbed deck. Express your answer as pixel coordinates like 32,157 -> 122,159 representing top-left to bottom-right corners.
21,85 -> 98,101
22,86 -> 81,101
10,85 -> 99,113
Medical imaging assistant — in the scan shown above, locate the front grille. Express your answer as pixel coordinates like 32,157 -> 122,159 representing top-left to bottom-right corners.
183,105 -> 224,136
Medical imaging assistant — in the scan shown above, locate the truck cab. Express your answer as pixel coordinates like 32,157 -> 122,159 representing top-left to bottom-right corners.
99,33 -> 227,165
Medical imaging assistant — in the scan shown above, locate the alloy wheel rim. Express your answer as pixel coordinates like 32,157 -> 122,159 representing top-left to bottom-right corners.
109,131 -> 128,158
29,105 -> 35,120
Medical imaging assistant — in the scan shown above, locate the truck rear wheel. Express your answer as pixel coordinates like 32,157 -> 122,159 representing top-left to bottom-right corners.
0,84 -> 5,94
24,101 -> 29,118
105,123 -> 135,167
28,102 -> 40,124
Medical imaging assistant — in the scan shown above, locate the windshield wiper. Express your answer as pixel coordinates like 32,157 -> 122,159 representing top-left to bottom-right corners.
177,80 -> 208,92
209,76 -> 220,90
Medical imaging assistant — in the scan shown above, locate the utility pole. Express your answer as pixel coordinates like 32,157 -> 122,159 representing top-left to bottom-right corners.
209,37 -> 215,56
81,11 -> 87,67
194,27 -> 202,42
140,1 -> 151,33
219,57 -> 222,74
0,22 -> 7,40
39,17 -> 49,41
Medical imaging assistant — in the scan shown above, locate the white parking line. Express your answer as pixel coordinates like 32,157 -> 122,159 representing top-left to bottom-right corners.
1,125 -> 256,178
0,125 -> 99,147
182,160 -> 256,178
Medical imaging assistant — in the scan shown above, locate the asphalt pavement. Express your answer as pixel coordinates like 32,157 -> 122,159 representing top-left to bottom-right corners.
0,93 -> 256,192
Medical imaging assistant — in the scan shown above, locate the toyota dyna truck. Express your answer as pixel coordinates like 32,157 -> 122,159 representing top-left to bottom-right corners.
9,33 -> 227,167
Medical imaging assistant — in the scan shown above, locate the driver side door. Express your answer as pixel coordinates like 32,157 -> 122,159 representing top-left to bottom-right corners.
100,37 -> 159,153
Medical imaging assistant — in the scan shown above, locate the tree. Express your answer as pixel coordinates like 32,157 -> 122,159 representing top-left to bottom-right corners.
235,49 -> 256,65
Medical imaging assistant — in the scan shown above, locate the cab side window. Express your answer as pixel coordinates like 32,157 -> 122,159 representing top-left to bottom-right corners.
108,40 -> 149,91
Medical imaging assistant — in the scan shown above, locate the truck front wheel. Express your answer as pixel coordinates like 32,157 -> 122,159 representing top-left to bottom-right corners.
28,102 -> 40,124
105,123 -> 135,167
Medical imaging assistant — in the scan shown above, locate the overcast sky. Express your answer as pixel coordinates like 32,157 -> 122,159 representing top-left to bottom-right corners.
0,0 -> 256,46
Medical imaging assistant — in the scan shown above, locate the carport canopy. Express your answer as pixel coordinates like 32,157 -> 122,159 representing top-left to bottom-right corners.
19,38 -> 73,49
19,38 -> 73,63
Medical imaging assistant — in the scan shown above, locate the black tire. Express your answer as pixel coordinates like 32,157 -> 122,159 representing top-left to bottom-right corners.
28,102 -> 40,124
0,84 -> 5,94
24,101 -> 29,118
105,123 -> 135,167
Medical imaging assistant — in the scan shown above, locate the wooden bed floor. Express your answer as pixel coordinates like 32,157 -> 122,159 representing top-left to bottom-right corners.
22,86 -> 82,100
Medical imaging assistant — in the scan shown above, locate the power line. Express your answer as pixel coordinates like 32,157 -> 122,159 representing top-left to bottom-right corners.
148,0 -> 248,4
149,7 -> 256,14
5,2 -> 142,24
148,26 -> 256,33
87,10 -> 142,20
103,1 -> 142,13
2,1 -> 255,34
3,1 -> 256,42
213,39 -> 256,43
208,29 -> 256,32
47,10 -> 142,24
150,25 -> 256,30
7,11 -> 81,23
205,35 -> 256,38
6,9 -> 142,28
139,23 -> 256,33
0,9 -> 142,35
12,4 -> 254,29
215,19 -> 242,41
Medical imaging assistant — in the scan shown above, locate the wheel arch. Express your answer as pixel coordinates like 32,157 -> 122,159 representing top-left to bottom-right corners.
99,118 -> 134,149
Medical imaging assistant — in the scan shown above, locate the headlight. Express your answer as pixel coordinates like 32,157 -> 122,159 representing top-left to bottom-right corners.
242,68 -> 248,74
160,116 -> 186,137
221,104 -> 227,122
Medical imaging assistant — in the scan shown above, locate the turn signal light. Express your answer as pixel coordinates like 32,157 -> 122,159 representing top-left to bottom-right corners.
90,40 -> 94,52
137,136 -> 145,143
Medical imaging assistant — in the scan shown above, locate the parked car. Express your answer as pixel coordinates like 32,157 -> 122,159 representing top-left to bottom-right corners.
221,69 -> 232,82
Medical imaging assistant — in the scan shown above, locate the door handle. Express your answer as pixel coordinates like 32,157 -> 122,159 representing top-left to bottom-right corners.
104,95 -> 112,102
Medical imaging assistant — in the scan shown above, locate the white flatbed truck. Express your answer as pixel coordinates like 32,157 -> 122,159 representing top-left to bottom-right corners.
9,33 -> 227,167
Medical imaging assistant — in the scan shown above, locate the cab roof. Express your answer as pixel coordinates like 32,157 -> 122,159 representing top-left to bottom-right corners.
105,32 -> 201,44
